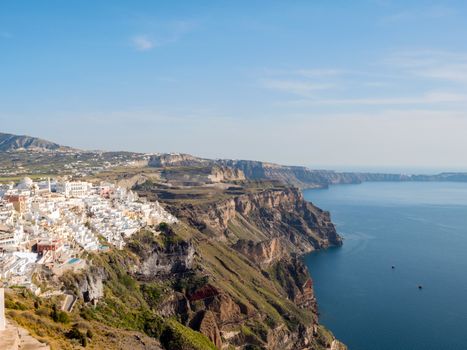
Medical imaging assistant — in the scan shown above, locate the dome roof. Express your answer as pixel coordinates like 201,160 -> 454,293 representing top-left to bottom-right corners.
17,177 -> 34,189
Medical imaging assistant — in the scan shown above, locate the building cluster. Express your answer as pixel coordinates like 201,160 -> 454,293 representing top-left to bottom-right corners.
0,151 -> 149,178
0,177 -> 177,290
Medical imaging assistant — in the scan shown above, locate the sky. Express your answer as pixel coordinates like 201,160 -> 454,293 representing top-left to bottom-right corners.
1,0 -> 467,170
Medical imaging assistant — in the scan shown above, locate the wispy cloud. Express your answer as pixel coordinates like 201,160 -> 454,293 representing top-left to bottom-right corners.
295,69 -> 342,78
386,50 -> 467,83
363,81 -> 391,87
131,35 -> 156,51
261,79 -> 335,97
288,91 -> 467,107
130,19 -> 198,52
260,49 -> 467,112
259,67 -> 343,97
382,5 -> 455,23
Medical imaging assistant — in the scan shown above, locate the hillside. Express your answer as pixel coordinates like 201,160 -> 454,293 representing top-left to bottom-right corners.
0,132 -> 72,152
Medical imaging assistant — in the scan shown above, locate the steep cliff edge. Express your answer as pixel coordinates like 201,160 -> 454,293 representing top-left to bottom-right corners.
132,180 -> 345,349
147,153 -> 467,189
160,186 -> 342,256
219,159 -> 412,188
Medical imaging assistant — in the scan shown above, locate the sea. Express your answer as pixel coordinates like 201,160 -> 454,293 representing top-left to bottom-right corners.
303,182 -> 467,350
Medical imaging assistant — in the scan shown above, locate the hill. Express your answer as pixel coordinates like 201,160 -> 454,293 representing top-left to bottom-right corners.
0,132 -> 72,152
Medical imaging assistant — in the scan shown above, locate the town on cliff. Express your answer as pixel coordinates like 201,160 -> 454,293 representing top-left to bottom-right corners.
0,134 -> 349,350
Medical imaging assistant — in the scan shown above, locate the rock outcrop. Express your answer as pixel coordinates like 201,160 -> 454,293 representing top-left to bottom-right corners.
208,165 -> 246,183
148,153 -> 212,168
233,238 -> 286,267
190,311 -> 223,349
133,240 -> 195,279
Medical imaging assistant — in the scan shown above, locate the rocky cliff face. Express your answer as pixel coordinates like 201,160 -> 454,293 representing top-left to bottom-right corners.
148,153 -> 212,168
208,165 -> 246,183
220,159 -> 413,188
60,265 -> 106,303
166,186 -> 342,256
233,238 -> 286,267
146,154 -> 413,189
135,184 -> 344,349
149,153 -> 467,189
130,236 -> 195,279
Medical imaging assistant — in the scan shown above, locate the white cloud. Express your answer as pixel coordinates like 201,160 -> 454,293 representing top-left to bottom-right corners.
261,79 -> 335,97
261,50 -> 467,110
386,50 -> 467,83
131,35 -> 156,51
288,91 -> 467,107
416,64 -> 467,83
295,69 -> 342,78
129,19 -> 198,52
363,81 -> 390,87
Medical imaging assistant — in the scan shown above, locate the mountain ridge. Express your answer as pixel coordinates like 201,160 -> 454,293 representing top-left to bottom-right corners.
0,132 -> 73,152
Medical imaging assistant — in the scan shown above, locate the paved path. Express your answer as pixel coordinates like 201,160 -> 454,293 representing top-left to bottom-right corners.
0,321 -> 50,350
18,327 -> 50,350
0,323 -> 20,350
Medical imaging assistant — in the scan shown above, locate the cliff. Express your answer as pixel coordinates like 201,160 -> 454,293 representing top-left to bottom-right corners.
131,180 -> 344,349
163,186 -> 341,256
148,153 -> 212,168
146,154 -> 407,188
147,153 -> 467,189
219,160 -> 412,188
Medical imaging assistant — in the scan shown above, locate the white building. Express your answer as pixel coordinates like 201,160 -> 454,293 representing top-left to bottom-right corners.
0,226 -> 25,250
56,181 -> 92,198
0,201 -> 15,225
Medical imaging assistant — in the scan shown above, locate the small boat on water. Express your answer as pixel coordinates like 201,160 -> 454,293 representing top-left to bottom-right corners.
418,285 -> 423,290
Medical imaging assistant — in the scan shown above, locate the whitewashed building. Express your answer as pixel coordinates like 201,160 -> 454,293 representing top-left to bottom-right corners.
56,181 -> 92,197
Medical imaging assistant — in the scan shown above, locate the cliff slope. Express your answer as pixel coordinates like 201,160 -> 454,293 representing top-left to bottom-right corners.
6,177 -> 345,350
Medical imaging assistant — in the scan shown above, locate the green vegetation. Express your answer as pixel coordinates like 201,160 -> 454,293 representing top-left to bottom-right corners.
173,273 -> 208,294
50,304 -> 70,324
160,318 -> 217,350
65,324 -> 89,347
140,283 -> 164,309
316,325 -> 335,347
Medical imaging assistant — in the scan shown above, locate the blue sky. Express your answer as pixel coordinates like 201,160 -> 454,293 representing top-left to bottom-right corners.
1,0 -> 467,169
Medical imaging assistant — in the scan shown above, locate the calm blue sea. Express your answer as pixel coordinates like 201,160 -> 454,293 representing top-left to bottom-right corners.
303,182 -> 467,350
